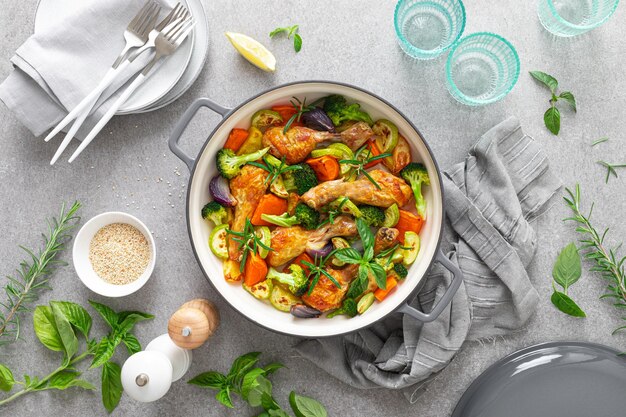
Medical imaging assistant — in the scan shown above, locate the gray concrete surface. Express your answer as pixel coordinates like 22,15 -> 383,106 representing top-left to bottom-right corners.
1,1 -> 625,416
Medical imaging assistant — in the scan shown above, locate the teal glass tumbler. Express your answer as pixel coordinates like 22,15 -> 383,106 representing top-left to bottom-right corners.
394,0 -> 466,60
538,0 -> 620,37
445,33 -> 520,106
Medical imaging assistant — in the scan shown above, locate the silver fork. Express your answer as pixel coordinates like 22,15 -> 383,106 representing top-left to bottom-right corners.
68,17 -> 195,163
45,0 -> 161,157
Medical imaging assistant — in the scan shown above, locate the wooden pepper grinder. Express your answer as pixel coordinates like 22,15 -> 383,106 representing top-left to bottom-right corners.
167,299 -> 220,349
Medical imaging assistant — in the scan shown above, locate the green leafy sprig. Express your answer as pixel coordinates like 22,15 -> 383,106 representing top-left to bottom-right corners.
248,156 -> 302,187
269,25 -> 302,53
529,71 -> 576,135
550,243 -> 586,317
335,218 -> 387,299
283,97 -> 315,133
301,250 -> 341,295
597,161 -> 626,184
563,185 -> 626,334
228,219 -> 273,271
0,201 -> 81,346
189,351 -> 327,417
0,300 -> 152,413
339,147 -> 391,190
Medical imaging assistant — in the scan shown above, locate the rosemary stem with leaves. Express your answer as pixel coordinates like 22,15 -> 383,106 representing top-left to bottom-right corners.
0,201 -> 81,346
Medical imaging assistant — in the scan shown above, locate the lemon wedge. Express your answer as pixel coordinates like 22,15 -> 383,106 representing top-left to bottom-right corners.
225,32 -> 276,72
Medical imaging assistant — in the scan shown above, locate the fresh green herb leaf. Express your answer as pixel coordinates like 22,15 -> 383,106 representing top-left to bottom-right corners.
544,106 -> 561,135
263,363 -> 284,375
247,375 -> 273,408
51,302 -> 78,360
339,147 -> 391,189
0,202 -> 81,347
529,71 -> 558,93
188,371 -> 227,389
228,220 -> 274,272
101,362 -> 123,413
551,290 -> 586,317
241,368 -> 267,400
47,370 -> 95,391
289,391 -> 328,417
591,137 -> 609,146
33,305 -> 64,352
228,352 -> 262,382
216,387 -> 234,408
552,243 -> 582,291
121,333 -> 141,355
49,301 -> 91,339
90,337 -> 116,369
0,364 -> 15,392
333,248 -> 362,264
558,91 -> 576,111
88,300 -> 119,329
294,33 -> 303,52
116,312 -> 154,334
370,263 -> 387,289
597,161 -> 626,183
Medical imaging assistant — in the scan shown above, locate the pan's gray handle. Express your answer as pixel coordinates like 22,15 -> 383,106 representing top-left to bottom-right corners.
398,250 -> 463,322
168,98 -> 232,171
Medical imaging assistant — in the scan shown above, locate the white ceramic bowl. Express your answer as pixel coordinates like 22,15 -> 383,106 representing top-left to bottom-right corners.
73,212 -> 156,297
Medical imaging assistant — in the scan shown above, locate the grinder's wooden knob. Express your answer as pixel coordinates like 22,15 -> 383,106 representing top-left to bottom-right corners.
168,299 -> 220,349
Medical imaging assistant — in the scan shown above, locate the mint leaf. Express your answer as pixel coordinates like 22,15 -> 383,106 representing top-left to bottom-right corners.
544,106 -> 561,135
294,34 -> 302,52
101,362 -> 123,413
0,364 -> 14,392
558,91 -> 576,112
552,243 -> 581,291
551,290 -> 586,317
530,71 -> 558,93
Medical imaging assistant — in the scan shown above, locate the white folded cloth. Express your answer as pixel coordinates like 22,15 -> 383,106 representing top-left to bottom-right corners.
0,0 -> 171,139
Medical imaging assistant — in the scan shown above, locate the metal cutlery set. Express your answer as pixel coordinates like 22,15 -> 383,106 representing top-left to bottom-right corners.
45,1 -> 195,164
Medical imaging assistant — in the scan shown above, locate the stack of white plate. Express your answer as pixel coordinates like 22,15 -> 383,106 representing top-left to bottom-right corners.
34,0 -> 209,114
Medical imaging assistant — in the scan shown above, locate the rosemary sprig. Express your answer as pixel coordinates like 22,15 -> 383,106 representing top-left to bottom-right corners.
339,146 -> 391,190
563,185 -> 626,334
591,137 -> 609,147
227,219 -> 273,272
318,198 -> 348,227
283,97 -> 315,133
0,201 -> 81,346
301,250 -> 341,295
248,156 -> 301,187
597,161 -> 626,183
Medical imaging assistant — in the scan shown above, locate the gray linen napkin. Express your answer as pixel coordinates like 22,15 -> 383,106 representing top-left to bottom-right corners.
0,0 -> 165,139
296,117 -> 561,402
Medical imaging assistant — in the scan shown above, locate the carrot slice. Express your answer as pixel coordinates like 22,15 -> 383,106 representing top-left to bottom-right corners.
364,140 -> 382,169
289,253 -> 314,276
244,253 -> 268,287
305,156 -> 340,182
374,276 -> 398,302
272,105 -> 298,122
224,128 -> 249,152
251,194 -> 288,226
395,210 -> 424,239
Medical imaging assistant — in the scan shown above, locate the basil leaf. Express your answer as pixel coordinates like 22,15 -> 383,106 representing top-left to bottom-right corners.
122,333 -> 141,355
263,363 -> 284,375
333,248 -> 362,264
346,266 -> 369,299
90,337 -> 118,369
69,379 -> 97,390
33,306 -> 64,352
544,106 -> 561,135
241,368 -> 266,400
369,263 -> 387,290
88,300 -> 119,330
188,371 -> 227,389
228,352 -> 261,380
553,243 -> 581,291
356,218 -> 374,256
101,362 -> 123,413
247,375 -> 273,408
294,34 -> 302,52
0,364 -> 15,392
289,391 -> 328,417
51,303 -> 78,360
46,370 -> 95,391
116,312 -> 153,335
50,301 -> 92,339
551,291 -> 586,317
558,91 -> 576,112
216,387 -> 234,408
530,71 -> 558,93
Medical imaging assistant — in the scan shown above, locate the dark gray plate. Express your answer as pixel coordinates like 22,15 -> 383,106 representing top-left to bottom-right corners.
452,342 -> 626,417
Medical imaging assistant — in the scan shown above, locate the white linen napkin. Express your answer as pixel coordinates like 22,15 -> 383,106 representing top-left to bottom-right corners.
0,0 -> 173,140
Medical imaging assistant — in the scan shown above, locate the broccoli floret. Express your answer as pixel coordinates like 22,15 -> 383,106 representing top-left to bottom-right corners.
400,162 -> 430,218
261,203 -> 320,230
327,298 -> 358,318
216,147 -> 269,179
201,201 -> 227,226
392,263 -> 408,280
283,163 -> 318,195
323,95 -> 373,127
267,264 -> 309,296
358,205 -> 385,227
